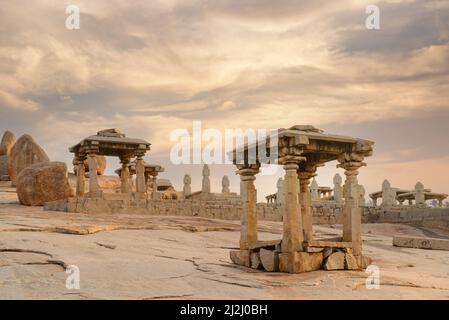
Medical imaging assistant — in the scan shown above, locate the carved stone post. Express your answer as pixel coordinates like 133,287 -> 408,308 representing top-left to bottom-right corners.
298,163 -> 317,242
281,156 -> 305,253
236,164 -> 260,250
86,149 -> 100,197
135,155 -> 146,194
75,155 -> 86,196
338,156 -> 366,256
183,174 -> 191,197
415,182 -> 425,206
150,173 -> 159,200
120,156 -> 131,194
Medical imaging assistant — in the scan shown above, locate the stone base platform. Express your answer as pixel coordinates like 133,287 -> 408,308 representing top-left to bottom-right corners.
230,239 -> 372,273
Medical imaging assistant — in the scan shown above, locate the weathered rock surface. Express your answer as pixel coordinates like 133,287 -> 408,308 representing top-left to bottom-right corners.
8,134 -> 50,185
16,161 -> 74,206
323,251 -> 345,270
0,131 -> 16,156
1,191 -> 449,300
74,155 -> 107,176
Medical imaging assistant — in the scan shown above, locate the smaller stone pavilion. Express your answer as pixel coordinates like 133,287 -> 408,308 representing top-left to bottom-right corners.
62,129 -> 151,212
228,125 -> 374,273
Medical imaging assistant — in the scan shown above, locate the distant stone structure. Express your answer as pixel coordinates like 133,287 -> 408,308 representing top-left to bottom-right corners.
333,173 -> 343,202
276,178 -> 284,205
369,180 -> 447,207
202,164 -> 210,193
310,178 -> 319,200
73,129 -> 150,197
183,174 -> 191,197
222,175 -> 230,193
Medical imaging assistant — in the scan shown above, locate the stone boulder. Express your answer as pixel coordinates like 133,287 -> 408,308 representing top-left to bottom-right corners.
0,155 -> 9,180
0,131 -> 16,156
8,134 -> 50,185
323,252 -> 345,270
16,161 -> 74,206
259,248 -> 280,272
73,155 -> 107,176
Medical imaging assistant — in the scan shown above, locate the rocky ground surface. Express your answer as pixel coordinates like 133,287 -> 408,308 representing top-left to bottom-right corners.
1,181 -> 449,300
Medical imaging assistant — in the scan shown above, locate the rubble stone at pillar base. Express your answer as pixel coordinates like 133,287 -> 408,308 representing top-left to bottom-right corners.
229,250 -> 250,267
229,240 -> 372,273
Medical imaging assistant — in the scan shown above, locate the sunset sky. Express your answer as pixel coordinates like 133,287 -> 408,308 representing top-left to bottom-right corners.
1,0 -> 448,201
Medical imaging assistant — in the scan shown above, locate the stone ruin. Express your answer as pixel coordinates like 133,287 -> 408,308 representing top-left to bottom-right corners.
4,126 -> 447,273
266,173 -> 346,206
228,125 -> 374,273
44,129 -> 241,213
369,180 -> 447,207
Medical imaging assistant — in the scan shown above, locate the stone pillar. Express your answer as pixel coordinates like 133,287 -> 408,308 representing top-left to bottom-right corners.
359,185 -> 366,206
202,164 -> 210,193
135,156 -> 145,194
151,173 -> 159,200
275,178 -> 285,206
87,151 -> 100,196
298,163 -> 317,242
381,179 -> 396,206
236,164 -> 260,250
75,156 -> 86,196
120,157 -> 131,193
333,173 -> 343,202
183,174 -> 191,197
281,158 -> 304,253
310,178 -> 319,200
415,182 -> 425,205
338,159 -> 365,256
222,175 -> 230,193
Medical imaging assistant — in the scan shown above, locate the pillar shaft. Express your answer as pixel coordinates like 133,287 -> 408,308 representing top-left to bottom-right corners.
282,163 -> 303,253
151,175 -> 158,200
298,173 -> 313,241
76,159 -> 85,196
120,158 -> 131,193
237,166 -> 260,250
135,157 -> 145,194
87,153 -> 100,196
339,161 -> 365,256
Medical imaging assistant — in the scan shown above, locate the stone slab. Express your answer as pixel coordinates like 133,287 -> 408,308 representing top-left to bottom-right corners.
393,236 -> 449,251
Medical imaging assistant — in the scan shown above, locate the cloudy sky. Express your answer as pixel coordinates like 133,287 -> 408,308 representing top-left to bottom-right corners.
0,0 -> 448,201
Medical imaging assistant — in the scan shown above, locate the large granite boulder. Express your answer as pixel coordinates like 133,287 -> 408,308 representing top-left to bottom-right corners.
8,134 -> 50,185
0,131 -> 16,156
73,155 -> 107,176
0,155 -> 9,180
16,161 -> 74,206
